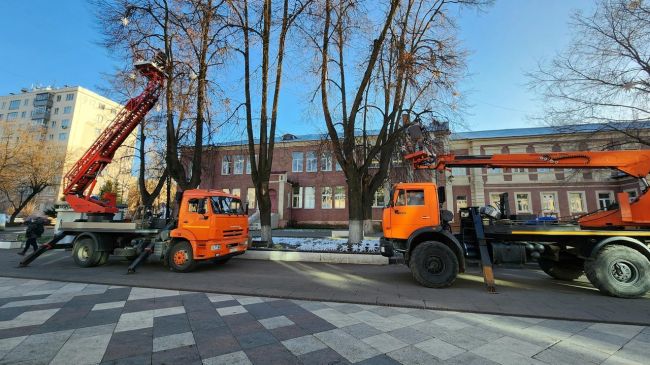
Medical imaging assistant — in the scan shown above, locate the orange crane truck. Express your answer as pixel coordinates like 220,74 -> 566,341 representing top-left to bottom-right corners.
380,123 -> 650,298
20,53 -> 249,273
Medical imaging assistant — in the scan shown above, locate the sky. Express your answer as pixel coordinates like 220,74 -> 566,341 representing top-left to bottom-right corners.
0,0 -> 595,135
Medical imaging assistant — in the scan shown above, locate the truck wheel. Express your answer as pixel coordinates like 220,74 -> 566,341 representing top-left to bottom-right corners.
73,237 -> 101,267
97,252 -> 110,266
168,241 -> 197,273
410,241 -> 458,288
538,257 -> 584,281
584,245 -> 650,298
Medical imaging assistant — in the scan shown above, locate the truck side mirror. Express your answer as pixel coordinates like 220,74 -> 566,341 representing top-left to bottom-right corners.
245,202 -> 249,215
437,186 -> 446,204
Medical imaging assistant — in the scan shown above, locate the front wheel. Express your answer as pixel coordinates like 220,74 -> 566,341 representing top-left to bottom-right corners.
73,237 -> 101,268
168,241 -> 197,273
410,241 -> 458,288
585,245 -> 650,298
538,256 -> 584,281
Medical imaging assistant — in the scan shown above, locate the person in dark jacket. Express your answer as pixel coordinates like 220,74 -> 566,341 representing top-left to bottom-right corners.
17,218 -> 44,256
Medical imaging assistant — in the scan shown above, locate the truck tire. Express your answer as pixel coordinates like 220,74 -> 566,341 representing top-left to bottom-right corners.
584,245 -> 650,298
538,257 -> 584,281
97,252 -> 110,266
410,241 -> 458,288
168,241 -> 197,273
73,237 -> 101,267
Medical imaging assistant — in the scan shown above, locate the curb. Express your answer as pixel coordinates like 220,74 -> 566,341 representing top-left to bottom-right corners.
0,241 -> 22,249
236,250 -> 389,265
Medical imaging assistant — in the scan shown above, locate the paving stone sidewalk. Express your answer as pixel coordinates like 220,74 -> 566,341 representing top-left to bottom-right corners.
0,276 -> 647,365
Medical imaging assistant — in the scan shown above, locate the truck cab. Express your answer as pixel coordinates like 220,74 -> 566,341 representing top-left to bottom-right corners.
380,182 -> 465,288
168,189 -> 249,272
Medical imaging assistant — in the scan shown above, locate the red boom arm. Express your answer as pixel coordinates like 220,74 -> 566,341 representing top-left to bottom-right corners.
63,59 -> 165,214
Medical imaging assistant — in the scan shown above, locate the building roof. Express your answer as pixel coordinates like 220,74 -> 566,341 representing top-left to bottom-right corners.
211,121 -> 650,147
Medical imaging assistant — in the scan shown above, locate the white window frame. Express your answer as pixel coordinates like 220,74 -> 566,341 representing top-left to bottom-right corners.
567,191 -> 587,214
231,188 -> 241,197
321,153 -> 332,171
221,155 -> 232,175
66,93 -> 74,101
335,161 -> 342,171
596,190 -> 614,210
334,186 -> 346,209
321,187 -> 333,209
488,192 -> 504,208
246,188 -> 256,209
372,188 -> 386,208
306,151 -> 317,172
233,155 -> 244,175
245,158 -> 252,174
304,187 -> 315,209
292,186 -> 303,208
540,191 -> 559,213
292,152 -> 304,172
514,192 -> 532,213
63,106 -> 72,114
512,167 -> 527,173
450,167 -> 466,176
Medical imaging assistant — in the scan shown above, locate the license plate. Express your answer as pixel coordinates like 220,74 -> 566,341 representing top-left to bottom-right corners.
229,247 -> 238,253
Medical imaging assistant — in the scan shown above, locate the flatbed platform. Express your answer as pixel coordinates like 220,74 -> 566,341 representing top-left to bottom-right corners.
59,222 -> 160,235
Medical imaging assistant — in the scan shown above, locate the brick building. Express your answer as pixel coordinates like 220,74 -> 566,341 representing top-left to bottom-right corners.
199,124 -> 648,228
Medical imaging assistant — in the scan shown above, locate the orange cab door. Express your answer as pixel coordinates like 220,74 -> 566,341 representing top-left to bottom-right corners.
183,198 -> 212,241
389,188 -> 433,239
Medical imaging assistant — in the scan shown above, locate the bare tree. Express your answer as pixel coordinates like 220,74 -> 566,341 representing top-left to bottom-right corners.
530,0 -> 650,147
313,0 -> 483,243
228,0 -> 312,245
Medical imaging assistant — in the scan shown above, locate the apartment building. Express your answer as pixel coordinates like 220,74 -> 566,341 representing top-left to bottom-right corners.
0,86 -> 133,213
200,124 -> 648,228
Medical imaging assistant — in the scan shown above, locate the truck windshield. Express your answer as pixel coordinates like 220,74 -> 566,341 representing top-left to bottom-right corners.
211,196 -> 244,215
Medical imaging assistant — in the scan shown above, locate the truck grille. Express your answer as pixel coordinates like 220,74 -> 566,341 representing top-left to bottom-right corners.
223,229 -> 244,238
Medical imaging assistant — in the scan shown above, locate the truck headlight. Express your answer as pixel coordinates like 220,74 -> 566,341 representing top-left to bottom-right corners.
211,244 -> 221,251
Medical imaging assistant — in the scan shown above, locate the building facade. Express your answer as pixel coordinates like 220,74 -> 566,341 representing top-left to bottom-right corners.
0,86 -> 132,213
199,125 -> 648,228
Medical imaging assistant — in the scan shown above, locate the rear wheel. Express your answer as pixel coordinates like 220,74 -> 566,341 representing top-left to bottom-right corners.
538,256 -> 584,281
73,237 -> 101,267
585,245 -> 650,298
97,252 -> 110,266
168,241 -> 197,273
410,241 -> 458,288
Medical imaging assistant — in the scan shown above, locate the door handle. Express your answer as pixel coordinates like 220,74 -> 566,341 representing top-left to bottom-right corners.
394,210 -> 405,215
183,221 -> 188,223
421,216 -> 430,219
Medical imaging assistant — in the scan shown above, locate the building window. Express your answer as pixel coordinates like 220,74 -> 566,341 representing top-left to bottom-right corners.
58,133 -> 67,141
23,99 -> 28,106
304,187 -> 315,209
537,168 -> 551,173
515,193 -> 531,213
292,186 -> 303,208
292,152 -> 304,172
0,114 -> 3,121
450,167 -> 466,176
568,192 -> 586,213
233,155 -> 244,175
21,111 -> 26,118
53,107 -> 59,115
373,187 -> 386,207
334,186 -> 346,209
541,192 -> 558,212
56,95 -> 61,102
48,134 -> 54,140
488,168 -> 502,174
321,152 -> 332,171
221,155 -> 232,175
306,152 -> 317,172
66,93 -> 74,101
335,161 -> 342,171
61,119 -> 69,129
63,106 -> 72,114
6,112 -> 17,121
231,188 -> 241,197
247,187 -> 256,209
51,121 -> 57,128
246,158 -> 252,174
513,168 -> 527,173
597,192 -> 614,210
222,188 -> 230,194
31,106 -> 46,116
456,195 -> 468,211
321,187 -> 332,209
625,189 -> 638,202
488,192 -> 502,208
8,100 -> 20,110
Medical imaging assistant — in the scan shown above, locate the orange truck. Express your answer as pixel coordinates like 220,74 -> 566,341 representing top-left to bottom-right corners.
380,123 -> 650,298
20,53 -> 249,273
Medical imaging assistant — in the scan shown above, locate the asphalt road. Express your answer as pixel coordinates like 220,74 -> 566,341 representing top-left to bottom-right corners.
1,248 -> 649,325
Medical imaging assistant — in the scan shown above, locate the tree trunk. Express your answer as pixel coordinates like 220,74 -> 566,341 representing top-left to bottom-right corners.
347,175 -> 364,245
257,182 -> 273,246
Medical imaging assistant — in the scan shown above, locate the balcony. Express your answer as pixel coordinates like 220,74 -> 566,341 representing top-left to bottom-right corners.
33,92 -> 54,108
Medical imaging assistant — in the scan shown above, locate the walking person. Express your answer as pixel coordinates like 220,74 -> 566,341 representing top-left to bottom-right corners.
17,218 -> 44,256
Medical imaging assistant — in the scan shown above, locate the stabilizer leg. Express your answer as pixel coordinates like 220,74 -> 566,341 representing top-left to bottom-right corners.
19,232 -> 67,267
469,207 -> 497,293
127,241 -> 156,274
